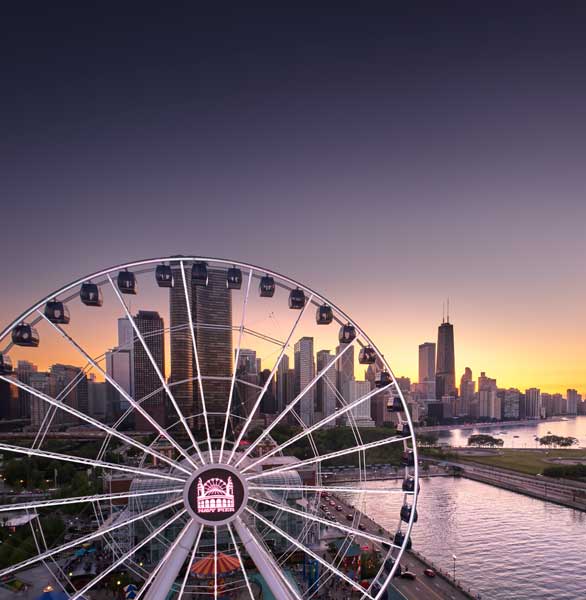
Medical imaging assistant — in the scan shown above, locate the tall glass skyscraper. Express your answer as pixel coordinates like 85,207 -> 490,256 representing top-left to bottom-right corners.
169,265 -> 194,424
435,318 -> 456,399
192,269 -> 232,435
133,310 -> 166,431
294,337 -> 315,426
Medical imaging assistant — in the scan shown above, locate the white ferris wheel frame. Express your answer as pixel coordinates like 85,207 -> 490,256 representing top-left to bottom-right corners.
0,255 -> 420,600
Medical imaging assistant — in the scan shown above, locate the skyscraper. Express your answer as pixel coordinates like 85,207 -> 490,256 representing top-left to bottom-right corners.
29,371 -> 50,428
336,343 -> 354,397
502,388 -> 521,420
294,337 -> 315,426
169,265 -> 194,423
276,354 -> 290,414
50,364 -> 88,426
237,349 -> 258,375
343,380 -> 375,427
133,311 -> 166,431
418,342 -> 436,398
16,360 -> 37,419
459,367 -> 475,416
524,388 -> 541,419
192,269 -> 233,435
316,350 -> 337,427
105,318 -> 134,420
567,389 -> 579,415
435,315 -> 455,400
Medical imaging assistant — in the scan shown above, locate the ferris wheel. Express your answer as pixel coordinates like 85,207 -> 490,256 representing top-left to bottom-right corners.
0,256 -> 419,600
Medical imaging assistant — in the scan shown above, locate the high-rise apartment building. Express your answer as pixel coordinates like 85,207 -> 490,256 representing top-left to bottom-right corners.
502,388 -> 520,420
459,367 -> 475,416
238,350 -> 258,375
316,350 -> 337,427
567,389 -> 580,415
294,337 -> 315,426
436,318 -> 455,399
343,380 -> 375,427
50,364 -> 88,427
16,360 -> 37,419
276,354 -> 290,414
336,343 -> 354,398
524,388 -> 541,419
418,342 -> 436,399
133,311 -> 166,431
29,371 -> 50,428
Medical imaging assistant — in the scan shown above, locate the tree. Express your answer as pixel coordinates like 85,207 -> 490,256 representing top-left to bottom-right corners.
538,435 -> 579,448
467,434 -> 504,448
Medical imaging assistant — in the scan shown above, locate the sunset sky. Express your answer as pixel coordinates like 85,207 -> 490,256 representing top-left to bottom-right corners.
1,3 -> 585,394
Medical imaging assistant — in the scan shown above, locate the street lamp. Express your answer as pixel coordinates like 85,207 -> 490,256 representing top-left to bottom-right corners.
452,554 -> 457,581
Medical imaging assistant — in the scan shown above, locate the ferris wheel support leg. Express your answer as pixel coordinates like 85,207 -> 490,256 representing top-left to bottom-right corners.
144,521 -> 201,600
233,518 -> 299,600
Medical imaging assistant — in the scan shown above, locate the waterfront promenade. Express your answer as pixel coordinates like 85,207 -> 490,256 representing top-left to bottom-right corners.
426,457 -> 586,511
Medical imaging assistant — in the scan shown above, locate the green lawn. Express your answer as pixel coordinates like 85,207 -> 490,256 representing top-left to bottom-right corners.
454,448 -> 586,476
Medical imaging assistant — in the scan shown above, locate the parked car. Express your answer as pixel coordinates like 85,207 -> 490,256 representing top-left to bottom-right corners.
424,568 -> 436,578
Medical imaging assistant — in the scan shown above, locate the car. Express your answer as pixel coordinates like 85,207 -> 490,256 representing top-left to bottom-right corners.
329,500 -> 336,507
346,514 -> 354,521
423,568 -> 436,578
401,571 -> 416,580
327,514 -> 336,521
336,505 -> 343,511
358,524 -> 366,531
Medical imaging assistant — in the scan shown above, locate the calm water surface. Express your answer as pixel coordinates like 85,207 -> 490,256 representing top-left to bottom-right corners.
437,415 -> 586,448
340,477 -> 586,600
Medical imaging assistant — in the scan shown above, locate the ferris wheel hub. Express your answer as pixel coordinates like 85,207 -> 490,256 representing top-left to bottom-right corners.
183,462 -> 249,526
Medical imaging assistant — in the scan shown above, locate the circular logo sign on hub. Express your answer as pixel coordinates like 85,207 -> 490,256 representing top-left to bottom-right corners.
183,463 -> 248,526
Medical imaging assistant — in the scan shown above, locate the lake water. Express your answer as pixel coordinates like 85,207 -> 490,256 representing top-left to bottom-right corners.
340,477 -> 586,600
435,415 -> 586,448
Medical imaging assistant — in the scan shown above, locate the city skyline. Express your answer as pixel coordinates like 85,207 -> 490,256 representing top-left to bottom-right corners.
2,293 -> 582,397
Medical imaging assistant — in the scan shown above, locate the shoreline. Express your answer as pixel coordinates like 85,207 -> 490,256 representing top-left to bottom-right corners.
417,416 -> 572,433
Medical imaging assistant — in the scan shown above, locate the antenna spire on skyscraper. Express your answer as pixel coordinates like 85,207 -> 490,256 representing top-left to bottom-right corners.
447,297 -> 450,323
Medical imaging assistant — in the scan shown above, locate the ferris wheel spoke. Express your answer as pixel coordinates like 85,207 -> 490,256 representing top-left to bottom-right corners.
227,522 -> 255,600
178,523 -> 205,598
0,488 -> 182,513
246,435 -> 410,481
213,525 -> 218,600
180,261 -> 212,460
32,368 -> 88,449
71,509 -> 187,600
227,295 -> 314,465
107,274 -> 205,465
0,497 -> 182,579
219,268 -> 253,463
233,517 -> 301,600
249,496 -> 399,550
248,485 -> 409,495
1,373 -> 191,476
136,518 -> 195,600
38,310 -> 197,469
242,380 -> 392,473
246,506 -> 376,600
0,441 -> 186,483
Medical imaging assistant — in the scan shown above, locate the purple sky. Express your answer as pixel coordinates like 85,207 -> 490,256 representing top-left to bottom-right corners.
1,3 -> 585,392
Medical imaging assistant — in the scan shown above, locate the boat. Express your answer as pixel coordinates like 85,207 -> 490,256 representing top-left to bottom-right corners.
513,435 -> 520,438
